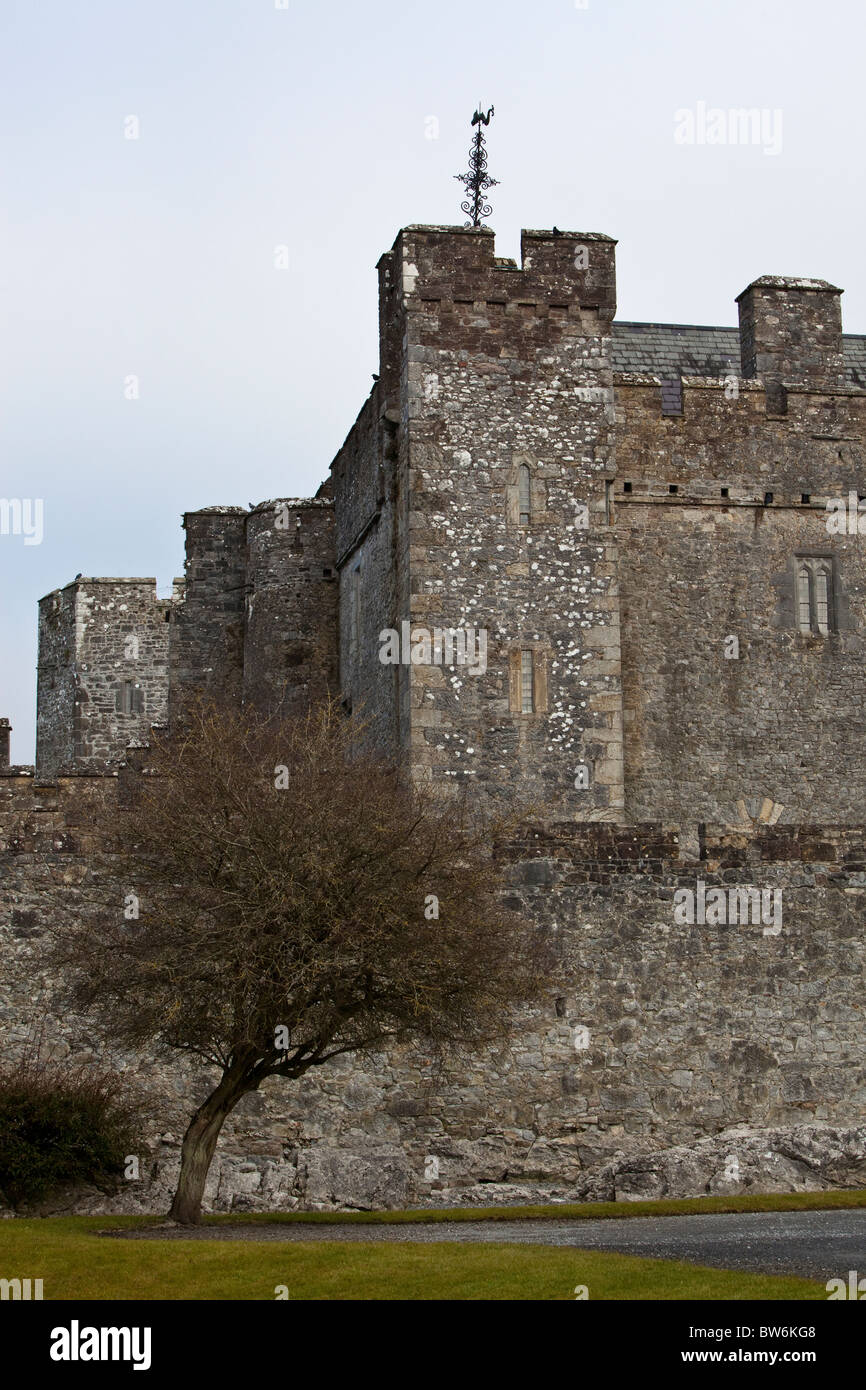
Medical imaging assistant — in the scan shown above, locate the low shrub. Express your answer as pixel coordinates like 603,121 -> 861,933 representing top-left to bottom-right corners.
0,1058 -> 141,1209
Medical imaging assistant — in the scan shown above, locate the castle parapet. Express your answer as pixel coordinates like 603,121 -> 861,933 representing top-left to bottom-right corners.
375,225 -> 617,413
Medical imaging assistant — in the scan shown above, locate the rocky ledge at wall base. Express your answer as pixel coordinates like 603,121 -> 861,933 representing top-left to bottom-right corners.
5,1124 -> 866,1218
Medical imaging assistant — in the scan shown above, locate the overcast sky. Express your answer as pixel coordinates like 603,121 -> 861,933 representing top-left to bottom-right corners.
2,0 -> 864,762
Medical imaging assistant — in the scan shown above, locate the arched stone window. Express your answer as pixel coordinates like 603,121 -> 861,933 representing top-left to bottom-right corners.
797,566 -> 811,632
507,454 -> 544,528
796,557 -> 835,635
518,464 -> 531,527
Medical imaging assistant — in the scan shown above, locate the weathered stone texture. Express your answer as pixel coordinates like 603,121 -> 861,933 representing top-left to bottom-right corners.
331,391 -> 402,752
615,377 -> 866,823
243,500 -> 337,713
738,277 -> 846,389
2,787 -> 865,1211
169,508 -> 246,718
356,227 -> 624,815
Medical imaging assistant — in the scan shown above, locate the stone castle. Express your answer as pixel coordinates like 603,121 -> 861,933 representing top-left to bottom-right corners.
3,223 -> 866,1211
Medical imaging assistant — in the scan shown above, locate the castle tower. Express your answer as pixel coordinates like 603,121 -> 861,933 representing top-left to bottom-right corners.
36,578 -> 173,778
242,497 -> 337,713
169,507 -> 247,720
332,225 -> 624,820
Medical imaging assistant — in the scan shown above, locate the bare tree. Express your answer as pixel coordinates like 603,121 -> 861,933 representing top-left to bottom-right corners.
47,699 -> 549,1224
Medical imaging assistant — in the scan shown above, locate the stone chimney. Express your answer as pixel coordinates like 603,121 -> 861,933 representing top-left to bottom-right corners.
0,718 -> 11,770
736,275 -> 845,391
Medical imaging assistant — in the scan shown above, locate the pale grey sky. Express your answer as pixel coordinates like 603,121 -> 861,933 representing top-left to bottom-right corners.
2,0 -> 863,761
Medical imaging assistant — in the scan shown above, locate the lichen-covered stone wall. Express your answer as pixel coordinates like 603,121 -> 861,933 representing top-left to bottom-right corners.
351,226 -> 624,816
331,392 -> 403,752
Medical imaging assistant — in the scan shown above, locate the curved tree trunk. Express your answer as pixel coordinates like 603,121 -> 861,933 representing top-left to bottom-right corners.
168,1066 -> 252,1225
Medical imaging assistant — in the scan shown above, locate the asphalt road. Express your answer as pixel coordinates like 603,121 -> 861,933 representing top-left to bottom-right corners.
113,1208 -> 866,1281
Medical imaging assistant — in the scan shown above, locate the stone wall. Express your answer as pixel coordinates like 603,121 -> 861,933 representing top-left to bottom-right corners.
737,277 -> 846,389
2,771 -> 864,1212
330,393 -> 402,752
35,586 -> 77,777
615,374 -> 866,823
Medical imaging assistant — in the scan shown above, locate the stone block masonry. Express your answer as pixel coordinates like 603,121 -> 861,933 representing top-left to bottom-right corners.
169,507 -> 247,719
243,499 -> 337,714
1,785 -> 864,1210
407,230 -> 622,817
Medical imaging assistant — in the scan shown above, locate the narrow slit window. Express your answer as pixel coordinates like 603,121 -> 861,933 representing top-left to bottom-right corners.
518,465 -> 531,526
116,679 -> 143,715
797,567 -> 811,632
815,567 -> 830,634
520,650 -> 534,713
350,565 -> 361,665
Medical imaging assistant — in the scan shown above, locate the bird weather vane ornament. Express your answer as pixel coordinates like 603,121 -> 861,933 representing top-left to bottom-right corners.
454,104 -> 498,228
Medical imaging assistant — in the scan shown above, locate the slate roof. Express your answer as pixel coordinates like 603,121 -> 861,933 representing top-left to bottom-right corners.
612,321 -> 866,389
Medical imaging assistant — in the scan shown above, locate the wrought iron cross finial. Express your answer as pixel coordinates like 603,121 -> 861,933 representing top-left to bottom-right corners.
454,104 -> 498,228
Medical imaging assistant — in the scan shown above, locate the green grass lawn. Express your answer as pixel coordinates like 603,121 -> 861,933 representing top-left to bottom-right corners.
0,1211 -> 833,1301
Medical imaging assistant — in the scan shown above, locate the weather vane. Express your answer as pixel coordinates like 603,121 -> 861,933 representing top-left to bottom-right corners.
454,104 -> 498,228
